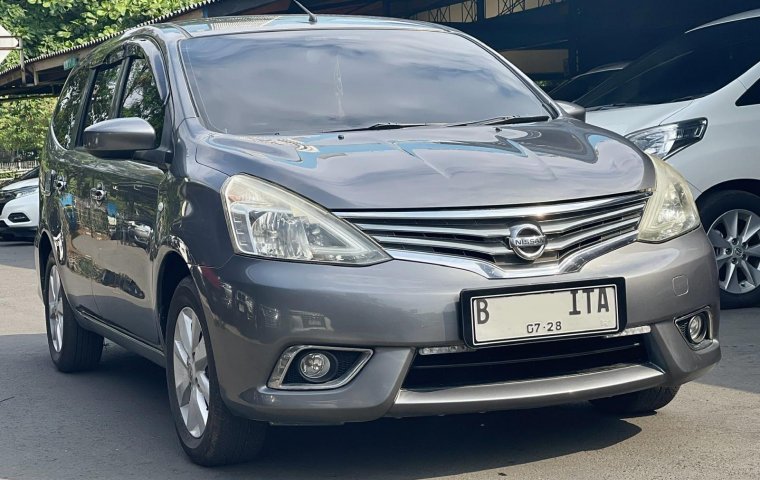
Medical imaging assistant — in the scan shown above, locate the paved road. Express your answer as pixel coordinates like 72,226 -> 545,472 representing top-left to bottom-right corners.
0,241 -> 758,480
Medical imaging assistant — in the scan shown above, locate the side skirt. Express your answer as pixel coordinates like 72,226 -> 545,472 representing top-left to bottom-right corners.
75,308 -> 166,368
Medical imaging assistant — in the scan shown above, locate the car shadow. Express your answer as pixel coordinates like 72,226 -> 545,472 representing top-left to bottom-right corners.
0,334 -> 643,479
697,307 -> 760,394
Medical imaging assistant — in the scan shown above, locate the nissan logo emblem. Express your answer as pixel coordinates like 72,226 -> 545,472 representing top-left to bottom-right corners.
508,224 -> 547,261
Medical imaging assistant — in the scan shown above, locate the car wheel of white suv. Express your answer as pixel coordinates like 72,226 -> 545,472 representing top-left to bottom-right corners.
699,190 -> 760,308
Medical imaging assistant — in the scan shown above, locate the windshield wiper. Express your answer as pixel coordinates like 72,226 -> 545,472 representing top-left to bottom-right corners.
446,115 -> 550,127
586,102 -> 648,112
322,122 -> 433,133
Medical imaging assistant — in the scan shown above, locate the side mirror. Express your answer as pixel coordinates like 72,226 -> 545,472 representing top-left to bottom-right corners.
555,100 -> 586,123
83,118 -> 156,158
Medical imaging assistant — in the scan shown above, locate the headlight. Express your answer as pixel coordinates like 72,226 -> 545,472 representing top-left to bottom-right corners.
13,186 -> 37,198
222,175 -> 390,265
638,155 -> 700,243
626,119 -> 707,159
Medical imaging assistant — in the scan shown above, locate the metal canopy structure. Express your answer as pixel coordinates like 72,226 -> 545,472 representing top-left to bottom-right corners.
2,0 -> 760,100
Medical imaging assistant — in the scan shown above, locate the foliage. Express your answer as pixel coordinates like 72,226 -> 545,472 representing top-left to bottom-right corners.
0,0 -> 196,160
0,0 -> 197,62
0,97 -> 55,159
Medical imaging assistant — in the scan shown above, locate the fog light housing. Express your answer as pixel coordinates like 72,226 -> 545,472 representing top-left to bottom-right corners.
299,352 -> 334,381
268,345 -> 373,390
675,309 -> 711,348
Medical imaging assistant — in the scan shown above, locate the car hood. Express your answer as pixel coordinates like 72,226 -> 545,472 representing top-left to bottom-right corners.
0,177 -> 38,191
585,101 -> 694,136
193,119 -> 653,210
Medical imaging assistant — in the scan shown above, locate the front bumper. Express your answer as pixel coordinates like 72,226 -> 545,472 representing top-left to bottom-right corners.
196,228 -> 720,425
0,192 -> 38,239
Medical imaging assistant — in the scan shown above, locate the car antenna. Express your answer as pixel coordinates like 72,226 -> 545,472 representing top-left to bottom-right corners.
292,1 -> 318,23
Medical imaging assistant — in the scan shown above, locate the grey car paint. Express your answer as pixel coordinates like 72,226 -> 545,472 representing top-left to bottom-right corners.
36,16 -> 720,428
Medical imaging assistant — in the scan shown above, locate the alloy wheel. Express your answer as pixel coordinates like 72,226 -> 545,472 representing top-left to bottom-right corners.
48,265 -> 64,352
173,306 -> 210,438
708,209 -> 760,294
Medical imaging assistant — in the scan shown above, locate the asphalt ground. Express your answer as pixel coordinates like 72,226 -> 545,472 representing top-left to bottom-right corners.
0,241 -> 758,480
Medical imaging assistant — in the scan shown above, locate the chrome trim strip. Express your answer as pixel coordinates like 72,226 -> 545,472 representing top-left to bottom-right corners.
374,235 -> 514,256
370,216 -> 638,256
545,217 -> 640,251
387,364 -> 665,417
604,325 -> 652,338
355,202 -> 645,237
387,231 -> 639,279
335,192 -> 650,220
267,345 -> 373,391
419,325 -> 652,356
541,203 -> 646,234
356,223 -> 511,239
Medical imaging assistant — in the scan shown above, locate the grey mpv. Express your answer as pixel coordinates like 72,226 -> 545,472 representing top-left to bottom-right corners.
37,15 -> 721,466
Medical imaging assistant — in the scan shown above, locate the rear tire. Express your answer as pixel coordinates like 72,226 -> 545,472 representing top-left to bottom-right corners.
699,190 -> 760,309
590,386 -> 680,414
44,252 -> 103,372
165,277 -> 267,466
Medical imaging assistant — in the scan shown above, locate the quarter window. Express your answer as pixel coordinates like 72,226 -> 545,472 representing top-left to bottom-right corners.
119,57 -> 164,145
52,67 -> 91,149
737,78 -> 760,107
84,63 -> 122,130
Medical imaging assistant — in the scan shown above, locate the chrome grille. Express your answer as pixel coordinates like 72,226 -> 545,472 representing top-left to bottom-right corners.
336,192 -> 649,274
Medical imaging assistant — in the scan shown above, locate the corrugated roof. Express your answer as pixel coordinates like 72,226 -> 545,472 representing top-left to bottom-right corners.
0,0 -> 219,77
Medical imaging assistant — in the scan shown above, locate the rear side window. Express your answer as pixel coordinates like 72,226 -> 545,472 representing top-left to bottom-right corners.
119,57 -> 164,144
84,63 -> 123,130
52,67 -> 91,149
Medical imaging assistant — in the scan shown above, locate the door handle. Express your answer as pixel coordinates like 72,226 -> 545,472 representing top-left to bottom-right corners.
90,188 -> 107,202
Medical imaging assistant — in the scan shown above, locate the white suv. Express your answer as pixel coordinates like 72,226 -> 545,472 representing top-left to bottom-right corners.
580,10 -> 760,308
0,173 -> 39,241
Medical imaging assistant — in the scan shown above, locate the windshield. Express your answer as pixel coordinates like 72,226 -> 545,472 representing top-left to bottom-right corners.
550,69 -> 618,102
578,18 -> 760,108
180,29 -> 550,135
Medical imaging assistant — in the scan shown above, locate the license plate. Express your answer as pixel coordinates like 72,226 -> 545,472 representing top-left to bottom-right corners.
461,279 -> 626,347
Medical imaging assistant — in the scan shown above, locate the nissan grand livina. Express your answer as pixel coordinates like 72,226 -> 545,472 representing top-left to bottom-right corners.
36,15 -> 721,466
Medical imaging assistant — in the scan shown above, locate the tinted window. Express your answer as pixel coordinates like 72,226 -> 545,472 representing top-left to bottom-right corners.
579,19 -> 760,108
180,30 -> 549,135
119,57 -> 164,143
84,63 -> 122,130
550,70 -> 617,102
52,67 -> 91,149
737,78 -> 760,106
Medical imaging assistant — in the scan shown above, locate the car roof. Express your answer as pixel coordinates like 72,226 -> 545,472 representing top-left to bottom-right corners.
687,8 -> 760,32
164,14 -> 451,38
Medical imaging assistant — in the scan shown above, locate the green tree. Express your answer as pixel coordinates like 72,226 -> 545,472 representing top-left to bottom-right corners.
0,0 -> 196,162
0,97 -> 54,160
0,0 -> 197,62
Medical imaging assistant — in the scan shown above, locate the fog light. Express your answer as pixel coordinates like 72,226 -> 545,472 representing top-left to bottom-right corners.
687,315 -> 706,344
299,352 -> 332,381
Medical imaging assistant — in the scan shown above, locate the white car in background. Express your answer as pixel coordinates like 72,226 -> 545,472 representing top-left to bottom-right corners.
0,172 -> 39,241
580,9 -> 760,308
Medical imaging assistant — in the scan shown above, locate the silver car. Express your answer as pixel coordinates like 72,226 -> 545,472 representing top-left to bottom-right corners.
37,15 -> 720,466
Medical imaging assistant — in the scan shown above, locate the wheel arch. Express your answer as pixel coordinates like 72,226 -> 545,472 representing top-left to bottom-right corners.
37,229 -> 54,292
696,179 -> 760,207
156,249 -> 193,342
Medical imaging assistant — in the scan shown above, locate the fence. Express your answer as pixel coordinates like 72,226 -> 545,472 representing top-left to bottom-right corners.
0,159 -> 38,180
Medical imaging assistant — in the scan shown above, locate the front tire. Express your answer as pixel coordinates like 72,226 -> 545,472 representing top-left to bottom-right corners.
699,190 -> 760,309
590,386 -> 680,414
44,252 -> 103,372
165,277 -> 266,466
